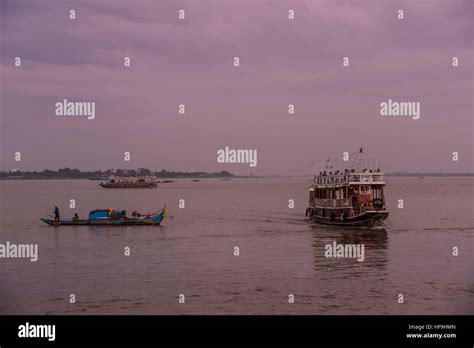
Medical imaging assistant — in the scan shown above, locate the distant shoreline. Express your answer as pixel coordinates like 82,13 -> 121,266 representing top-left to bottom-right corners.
0,172 -> 472,180
385,173 -> 474,177
0,168 -> 235,180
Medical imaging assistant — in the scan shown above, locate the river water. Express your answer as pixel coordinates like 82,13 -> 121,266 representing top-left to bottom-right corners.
0,177 -> 472,314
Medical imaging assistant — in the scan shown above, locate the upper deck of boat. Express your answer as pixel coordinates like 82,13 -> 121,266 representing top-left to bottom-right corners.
312,171 -> 386,188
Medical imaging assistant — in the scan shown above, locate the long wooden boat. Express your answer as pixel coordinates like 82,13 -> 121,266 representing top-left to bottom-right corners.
306,155 -> 389,228
41,206 -> 166,226
100,175 -> 158,188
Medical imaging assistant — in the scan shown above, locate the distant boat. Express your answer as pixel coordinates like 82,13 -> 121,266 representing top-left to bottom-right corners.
192,179 -> 200,182
41,206 -> 166,226
157,179 -> 174,183
100,175 -> 158,188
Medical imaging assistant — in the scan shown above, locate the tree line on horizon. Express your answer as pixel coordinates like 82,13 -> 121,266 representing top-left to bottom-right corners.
0,168 -> 235,179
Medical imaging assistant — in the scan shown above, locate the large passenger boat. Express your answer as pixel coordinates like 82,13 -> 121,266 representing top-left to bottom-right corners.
306,157 -> 389,228
100,175 -> 158,188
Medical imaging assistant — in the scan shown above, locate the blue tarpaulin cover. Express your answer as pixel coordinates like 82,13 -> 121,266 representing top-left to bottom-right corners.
88,210 -> 109,220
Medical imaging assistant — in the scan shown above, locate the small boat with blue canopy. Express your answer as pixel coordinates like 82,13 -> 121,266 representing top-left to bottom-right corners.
41,205 -> 166,226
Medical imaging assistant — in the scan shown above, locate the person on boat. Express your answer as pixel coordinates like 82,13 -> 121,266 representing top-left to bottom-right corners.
121,210 -> 128,219
351,195 -> 358,207
54,206 -> 60,222
73,213 -> 79,222
132,211 -> 142,218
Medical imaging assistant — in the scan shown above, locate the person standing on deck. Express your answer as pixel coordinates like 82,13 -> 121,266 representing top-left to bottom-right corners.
54,206 -> 60,222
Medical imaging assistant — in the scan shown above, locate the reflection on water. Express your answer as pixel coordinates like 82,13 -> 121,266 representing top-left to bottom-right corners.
310,225 -> 389,271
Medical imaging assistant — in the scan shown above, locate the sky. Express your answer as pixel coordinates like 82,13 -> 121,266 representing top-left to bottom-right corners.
1,0 -> 472,175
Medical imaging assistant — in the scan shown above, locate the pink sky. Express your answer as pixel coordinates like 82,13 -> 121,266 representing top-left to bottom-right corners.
1,0 -> 472,175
